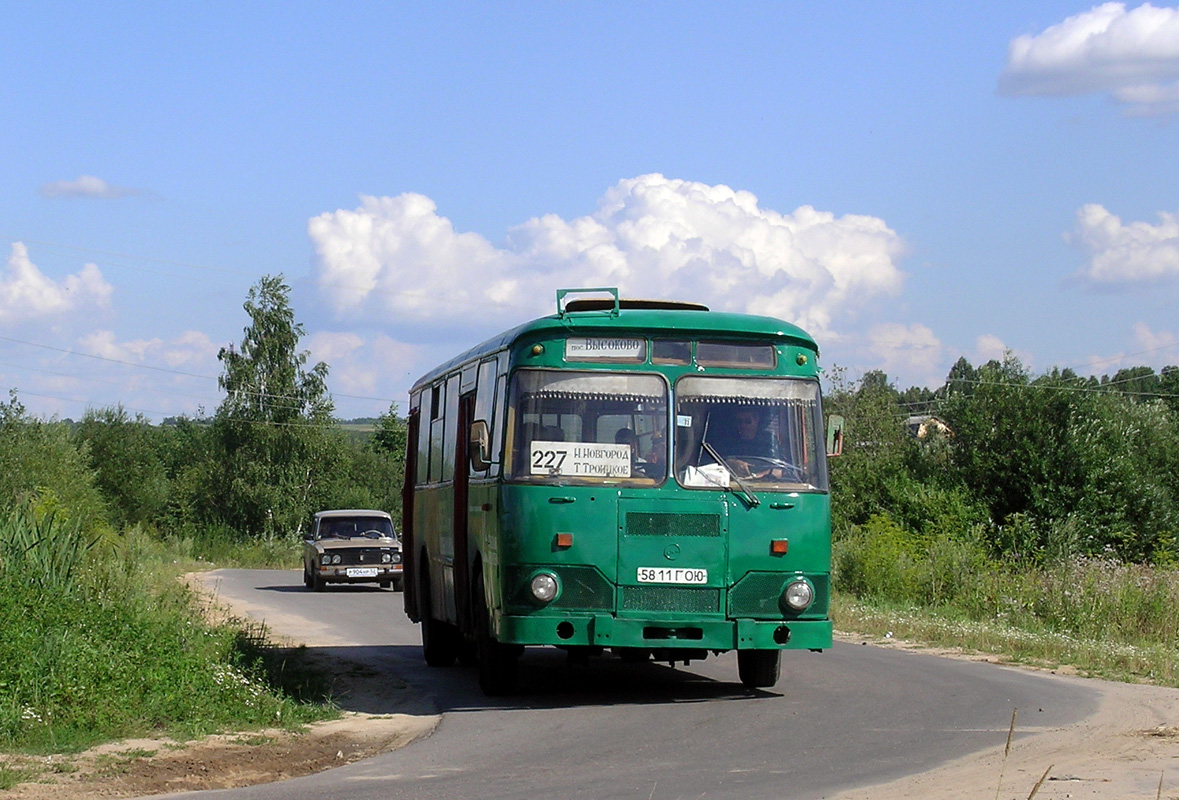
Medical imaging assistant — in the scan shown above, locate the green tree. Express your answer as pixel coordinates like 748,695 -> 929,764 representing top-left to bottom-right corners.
75,405 -> 171,528
0,391 -> 107,531
940,356 -> 1090,555
206,275 -> 336,538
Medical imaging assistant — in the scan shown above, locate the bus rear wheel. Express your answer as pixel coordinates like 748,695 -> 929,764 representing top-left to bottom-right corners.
474,575 -> 518,695
421,569 -> 460,667
737,649 -> 781,688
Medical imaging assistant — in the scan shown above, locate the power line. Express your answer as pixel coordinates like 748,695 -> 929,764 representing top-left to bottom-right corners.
0,333 -> 400,406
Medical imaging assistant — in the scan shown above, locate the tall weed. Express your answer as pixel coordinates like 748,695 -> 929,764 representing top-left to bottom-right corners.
0,504 -> 94,593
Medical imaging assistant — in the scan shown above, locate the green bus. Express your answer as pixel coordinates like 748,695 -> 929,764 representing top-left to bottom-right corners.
402,288 -> 838,694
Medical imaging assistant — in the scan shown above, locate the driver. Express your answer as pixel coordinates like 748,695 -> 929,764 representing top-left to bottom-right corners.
715,408 -> 772,457
714,407 -> 784,480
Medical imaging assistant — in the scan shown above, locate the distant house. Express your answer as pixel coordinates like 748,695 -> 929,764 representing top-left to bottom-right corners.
906,414 -> 952,439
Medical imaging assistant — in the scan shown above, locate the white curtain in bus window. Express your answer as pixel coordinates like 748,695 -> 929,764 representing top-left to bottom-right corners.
508,370 -> 668,483
674,376 -> 827,491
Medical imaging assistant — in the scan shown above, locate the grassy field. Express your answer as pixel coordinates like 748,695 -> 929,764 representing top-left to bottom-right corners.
832,521 -> 1179,687
0,509 -> 335,757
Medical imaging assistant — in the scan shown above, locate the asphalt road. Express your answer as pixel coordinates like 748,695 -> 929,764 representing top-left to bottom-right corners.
173,569 -> 1100,800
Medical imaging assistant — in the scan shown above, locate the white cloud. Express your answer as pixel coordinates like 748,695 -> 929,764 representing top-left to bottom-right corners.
865,323 -> 943,384
76,329 -> 220,370
0,242 -> 114,325
40,175 -> 139,199
999,2 -> 1179,115
1068,203 -> 1179,284
161,331 -> 221,368
308,331 -> 364,364
974,334 -> 1010,364
308,174 -> 906,339
308,331 -> 421,404
1133,321 -> 1179,352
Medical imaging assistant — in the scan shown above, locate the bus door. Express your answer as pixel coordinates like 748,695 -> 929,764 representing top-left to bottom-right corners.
451,392 -> 474,633
615,494 -> 730,619
403,408 -> 421,621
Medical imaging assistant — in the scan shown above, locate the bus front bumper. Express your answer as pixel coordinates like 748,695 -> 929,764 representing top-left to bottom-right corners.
497,614 -> 832,651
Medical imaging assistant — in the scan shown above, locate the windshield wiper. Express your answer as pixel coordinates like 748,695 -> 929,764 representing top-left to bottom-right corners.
700,440 -> 760,507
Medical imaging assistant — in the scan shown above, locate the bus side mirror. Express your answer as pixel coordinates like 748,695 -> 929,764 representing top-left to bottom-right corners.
470,420 -> 493,470
826,415 -> 844,457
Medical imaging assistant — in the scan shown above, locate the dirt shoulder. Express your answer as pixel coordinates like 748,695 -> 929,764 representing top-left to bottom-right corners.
6,597 -> 1179,799
828,634 -> 1179,800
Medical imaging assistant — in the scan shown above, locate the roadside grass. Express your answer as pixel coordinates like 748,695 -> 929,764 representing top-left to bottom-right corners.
164,524 -> 302,570
0,510 -> 336,756
833,519 -> 1179,686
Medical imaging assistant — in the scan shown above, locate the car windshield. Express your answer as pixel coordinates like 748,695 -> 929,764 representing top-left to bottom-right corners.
507,370 -> 669,485
319,517 -> 395,539
674,376 -> 828,492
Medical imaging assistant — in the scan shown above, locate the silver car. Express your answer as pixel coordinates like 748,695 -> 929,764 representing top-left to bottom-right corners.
302,509 -> 403,591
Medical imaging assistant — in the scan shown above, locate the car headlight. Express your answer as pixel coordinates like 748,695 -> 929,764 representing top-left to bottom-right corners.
391,552 -> 402,564
529,572 -> 560,604
330,554 -> 342,565
782,578 -> 814,611
381,552 -> 392,563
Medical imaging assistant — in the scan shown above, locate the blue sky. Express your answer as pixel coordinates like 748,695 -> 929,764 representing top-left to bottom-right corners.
3,2 -> 1178,421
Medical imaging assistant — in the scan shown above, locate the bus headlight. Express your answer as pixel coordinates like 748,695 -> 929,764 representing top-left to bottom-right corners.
529,572 -> 560,604
782,578 -> 814,611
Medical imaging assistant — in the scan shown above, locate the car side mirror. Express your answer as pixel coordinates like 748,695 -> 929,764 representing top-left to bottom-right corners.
826,414 -> 844,457
470,419 -> 493,470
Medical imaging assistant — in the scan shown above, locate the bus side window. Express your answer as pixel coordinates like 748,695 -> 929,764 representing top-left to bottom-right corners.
414,390 -> 430,485
472,356 -> 502,477
442,373 -> 460,481
429,380 -> 446,484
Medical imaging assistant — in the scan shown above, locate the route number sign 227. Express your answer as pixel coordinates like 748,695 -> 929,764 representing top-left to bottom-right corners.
529,440 -> 631,478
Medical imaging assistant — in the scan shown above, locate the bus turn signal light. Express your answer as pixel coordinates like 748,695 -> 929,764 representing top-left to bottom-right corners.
770,539 -> 788,555
556,533 -> 574,548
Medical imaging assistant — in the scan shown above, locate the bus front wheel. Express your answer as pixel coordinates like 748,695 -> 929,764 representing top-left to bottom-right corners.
474,575 -> 518,695
737,649 -> 781,688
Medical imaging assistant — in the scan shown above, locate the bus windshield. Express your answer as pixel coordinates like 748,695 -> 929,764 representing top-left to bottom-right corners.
674,376 -> 828,492
507,370 -> 669,484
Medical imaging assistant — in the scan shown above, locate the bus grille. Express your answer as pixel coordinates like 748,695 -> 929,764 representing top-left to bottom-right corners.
622,586 -> 721,614
729,573 -> 829,618
625,512 -> 721,538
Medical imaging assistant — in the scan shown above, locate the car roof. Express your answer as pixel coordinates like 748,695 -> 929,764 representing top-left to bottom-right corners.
314,509 -> 393,520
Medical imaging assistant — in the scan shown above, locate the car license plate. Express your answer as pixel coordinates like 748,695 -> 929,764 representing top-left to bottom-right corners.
346,567 -> 378,578
637,567 -> 707,584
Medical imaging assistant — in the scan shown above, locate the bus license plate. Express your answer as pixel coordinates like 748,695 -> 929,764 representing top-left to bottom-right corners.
637,567 -> 707,584
346,567 -> 378,578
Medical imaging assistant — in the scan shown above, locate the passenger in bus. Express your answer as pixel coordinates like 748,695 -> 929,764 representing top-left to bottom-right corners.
645,431 -> 666,469
614,427 -> 638,448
